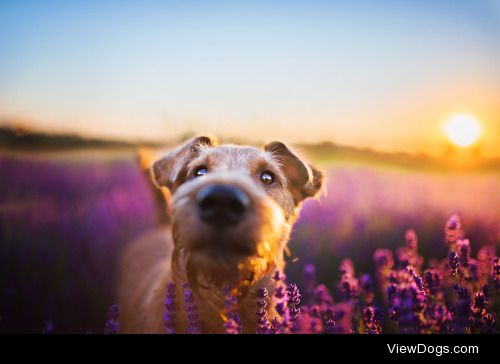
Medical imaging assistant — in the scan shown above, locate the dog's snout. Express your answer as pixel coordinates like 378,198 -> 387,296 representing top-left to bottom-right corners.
196,184 -> 250,227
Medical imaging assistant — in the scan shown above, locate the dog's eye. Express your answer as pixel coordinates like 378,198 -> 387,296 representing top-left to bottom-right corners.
260,171 -> 274,185
194,166 -> 208,177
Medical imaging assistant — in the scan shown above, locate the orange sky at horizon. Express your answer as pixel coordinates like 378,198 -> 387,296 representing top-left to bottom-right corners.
1,1 -> 499,158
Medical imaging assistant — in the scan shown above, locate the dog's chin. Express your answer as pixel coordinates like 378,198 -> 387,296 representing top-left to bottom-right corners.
185,249 -> 251,289
181,238 -> 274,290
189,235 -> 257,258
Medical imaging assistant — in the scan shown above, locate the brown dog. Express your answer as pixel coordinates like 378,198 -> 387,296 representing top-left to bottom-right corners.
118,136 -> 323,333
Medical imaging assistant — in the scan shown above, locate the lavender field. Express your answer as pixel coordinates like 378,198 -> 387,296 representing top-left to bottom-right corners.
0,151 -> 162,333
0,150 -> 499,333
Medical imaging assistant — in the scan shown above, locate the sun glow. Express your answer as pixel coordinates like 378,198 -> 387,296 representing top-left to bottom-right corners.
443,114 -> 482,148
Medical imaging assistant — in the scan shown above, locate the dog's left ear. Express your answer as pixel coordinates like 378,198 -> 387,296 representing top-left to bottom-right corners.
152,135 -> 217,191
265,141 -> 324,204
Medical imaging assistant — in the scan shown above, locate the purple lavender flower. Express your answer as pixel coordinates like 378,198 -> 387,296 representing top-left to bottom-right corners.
477,246 -> 496,284
307,305 -> 323,333
374,249 -> 395,270
269,317 -> 280,334
374,248 -> 394,294
164,283 -> 176,334
396,247 -> 410,269
104,304 -> 120,334
427,303 -> 452,334
323,307 -> 336,334
445,213 -> 462,247
324,318 -> 336,334
386,283 -> 399,320
405,229 -> 418,252
42,320 -> 53,334
407,266 -> 425,292
466,259 -> 479,283
223,318 -> 240,334
448,251 -> 460,277
423,269 -> 443,296
273,269 -> 285,282
363,306 -> 382,334
256,288 -> 269,334
223,285 -> 242,334
359,274 -> 375,305
183,283 -> 201,334
302,264 -> 316,303
287,283 -> 302,333
469,285 -> 496,334
272,270 -> 289,332
456,239 -> 471,268
452,285 -> 471,334
492,257 -> 500,289
313,284 -> 334,306
339,276 -> 359,301
395,284 -> 425,334
338,259 -> 359,301
339,259 -> 355,277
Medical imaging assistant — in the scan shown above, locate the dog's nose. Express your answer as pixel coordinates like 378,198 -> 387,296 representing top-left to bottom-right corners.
196,184 -> 250,227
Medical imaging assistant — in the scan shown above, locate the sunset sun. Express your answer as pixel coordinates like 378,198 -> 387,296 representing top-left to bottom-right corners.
443,114 -> 482,148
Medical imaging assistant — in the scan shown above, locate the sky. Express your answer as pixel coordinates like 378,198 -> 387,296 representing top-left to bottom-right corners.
1,0 -> 499,157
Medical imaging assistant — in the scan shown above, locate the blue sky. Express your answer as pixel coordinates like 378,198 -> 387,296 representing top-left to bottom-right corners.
1,0 -> 499,155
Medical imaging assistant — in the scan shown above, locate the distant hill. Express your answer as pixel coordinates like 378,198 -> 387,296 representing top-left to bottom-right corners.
0,125 -> 160,150
1,125 -> 498,172
297,141 -> 500,172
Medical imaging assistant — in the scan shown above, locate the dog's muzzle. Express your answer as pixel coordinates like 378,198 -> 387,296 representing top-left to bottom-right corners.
196,184 -> 249,227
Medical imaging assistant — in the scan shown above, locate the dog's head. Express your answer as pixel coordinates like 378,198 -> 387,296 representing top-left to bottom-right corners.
152,136 -> 323,289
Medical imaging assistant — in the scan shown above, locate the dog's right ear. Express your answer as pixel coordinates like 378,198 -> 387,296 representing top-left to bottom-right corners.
265,141 -> 324,205
152,135 -> 216,191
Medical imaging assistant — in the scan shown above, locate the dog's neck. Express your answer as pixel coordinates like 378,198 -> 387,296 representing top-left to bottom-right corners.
171,260 -> 284,334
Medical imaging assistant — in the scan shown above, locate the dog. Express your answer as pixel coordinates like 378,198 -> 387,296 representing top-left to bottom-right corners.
118,136 -> 323,333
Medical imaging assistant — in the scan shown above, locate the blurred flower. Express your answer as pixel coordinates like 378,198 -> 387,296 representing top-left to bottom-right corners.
223,284 -> 242,334
325,318 -> 336,334
423,269 -> 443,297
363,306 -> 382,334
426,303 -> 452,334
104,304 -> 120,334
164,283 -> 176,334
396,247 -> 410,269
269,317 -> 280,334
405,229 -> 418,252
322,306 -> 336,334
42,320 -> 53,334
478,245 -> 496,286
395,282 -> 426,334
287,283 -> 302,333
492,257 -> 500,289
224,317 -> 241,334
256,288 -> 269,334
452,285 -> 471,334
407,266 -> 425,294
448,251 -> 460,277
338,259 -> 359,301
456,239 -> 471,268
313,284 -> 334,306
302,264 -> 316,303
359,274 -> 375,305
183,283 -> 201,334
445,214 -> 463,248
374,249 -> 394,295
306,305 -> 323,334
272,270 -> 289,332
374,249 -> 395,270
339,259 -> 356,277
466,259 -> 479,283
